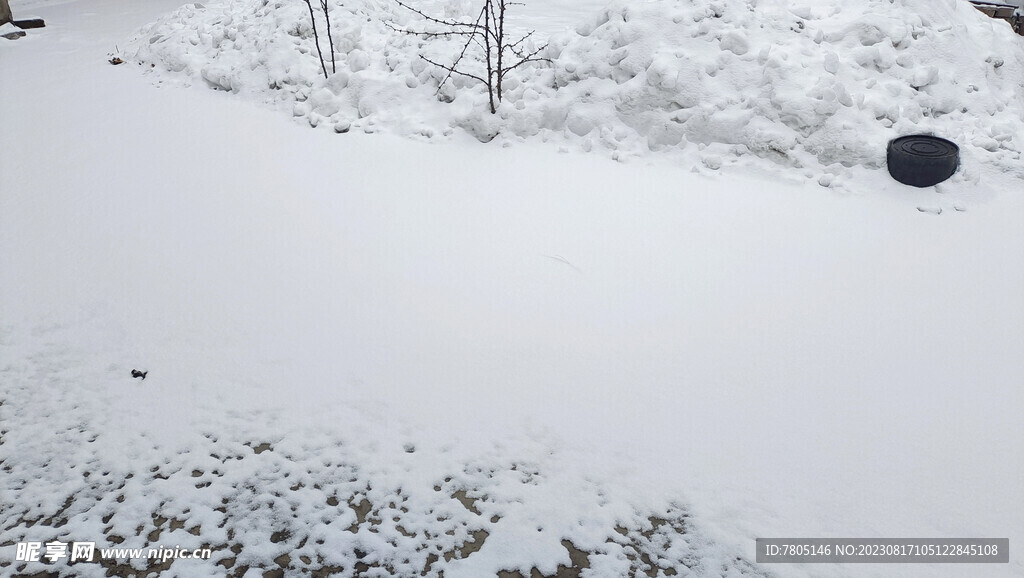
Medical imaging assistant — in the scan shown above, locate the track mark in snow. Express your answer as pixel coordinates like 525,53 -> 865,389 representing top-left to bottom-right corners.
543,254 -> 582,274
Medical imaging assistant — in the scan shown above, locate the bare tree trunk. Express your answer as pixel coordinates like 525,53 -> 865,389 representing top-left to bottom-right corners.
320,0 -> 336,73
495,0 -> 504,104
303,0 -> 329,79
0,0 -> 14,26
483,2 -> 495,113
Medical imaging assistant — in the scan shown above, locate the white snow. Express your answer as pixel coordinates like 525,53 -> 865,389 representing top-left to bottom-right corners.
2,0 -> 1023,577
121,0 -> 1024,190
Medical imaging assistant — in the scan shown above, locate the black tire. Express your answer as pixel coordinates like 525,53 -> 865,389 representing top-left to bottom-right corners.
12,19 -> 46,29
887,135 -> 959,187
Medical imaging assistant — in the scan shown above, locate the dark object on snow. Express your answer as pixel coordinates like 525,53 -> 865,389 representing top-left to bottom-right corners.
131,369 -> 148,380
886,135 -> 959,187
1,29 -> 25,40
109,56 -> 124,65
13,18 -> 45,29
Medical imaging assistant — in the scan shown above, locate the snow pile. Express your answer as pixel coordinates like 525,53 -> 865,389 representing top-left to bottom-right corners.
548,0 -> 1024,180
125,0 -> 1024,183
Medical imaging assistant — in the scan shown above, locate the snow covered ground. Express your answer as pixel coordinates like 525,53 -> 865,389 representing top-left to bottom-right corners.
2,0 -> 1023,577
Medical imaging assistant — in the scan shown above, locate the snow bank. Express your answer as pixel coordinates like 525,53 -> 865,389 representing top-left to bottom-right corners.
549,0 -> 1024,180
125,0 -> 1024,185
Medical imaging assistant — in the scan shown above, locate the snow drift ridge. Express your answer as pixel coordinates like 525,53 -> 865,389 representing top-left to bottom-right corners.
126,0 -> 1024,186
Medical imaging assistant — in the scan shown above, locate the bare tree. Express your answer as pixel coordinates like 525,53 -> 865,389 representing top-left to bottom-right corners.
320,0 -> 336,74
302,0 -> 334,79
392,0 -> 549,113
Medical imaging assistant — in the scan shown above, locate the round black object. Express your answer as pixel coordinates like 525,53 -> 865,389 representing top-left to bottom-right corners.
887,135 -> 959,187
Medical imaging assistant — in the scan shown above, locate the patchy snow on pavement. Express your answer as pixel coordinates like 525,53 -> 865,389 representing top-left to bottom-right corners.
2,0 -> 1024,577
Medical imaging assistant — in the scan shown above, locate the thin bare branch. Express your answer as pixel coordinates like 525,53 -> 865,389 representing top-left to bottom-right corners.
506,30 -> 536,52
385,20 -> 478,38
420,55 -> 487,85
502,44 -> 549,73
507,41 -> 548,62
394,0 -> 486,30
